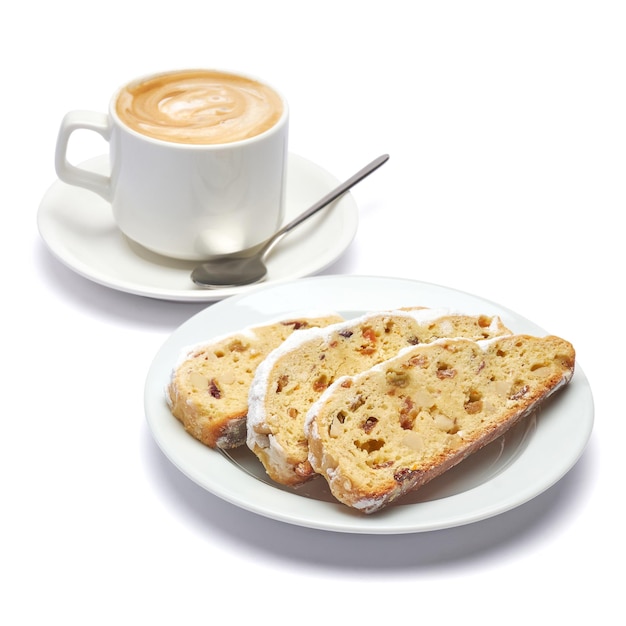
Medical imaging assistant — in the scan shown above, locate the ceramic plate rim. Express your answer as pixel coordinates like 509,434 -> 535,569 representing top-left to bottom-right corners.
37,153 -> 359,302
144,275 -> 594,534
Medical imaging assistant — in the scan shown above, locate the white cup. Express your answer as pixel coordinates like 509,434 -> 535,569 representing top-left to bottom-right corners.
55,69 -> 289,261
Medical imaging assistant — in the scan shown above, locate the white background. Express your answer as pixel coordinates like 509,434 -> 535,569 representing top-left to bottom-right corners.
2,1 -> 622,623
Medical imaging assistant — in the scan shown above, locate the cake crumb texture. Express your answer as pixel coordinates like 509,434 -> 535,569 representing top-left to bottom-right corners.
167,313 -> 343,448
246,309 -> 512,485
305,334 -> 575,513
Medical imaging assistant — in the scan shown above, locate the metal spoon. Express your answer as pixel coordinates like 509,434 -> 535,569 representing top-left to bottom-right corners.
191,154 -> 389,288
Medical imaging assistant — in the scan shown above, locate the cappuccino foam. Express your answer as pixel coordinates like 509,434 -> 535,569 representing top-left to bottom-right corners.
116,70 -> 284,145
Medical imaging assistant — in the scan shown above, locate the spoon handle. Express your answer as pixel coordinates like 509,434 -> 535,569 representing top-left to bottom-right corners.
273,154 -> 389,240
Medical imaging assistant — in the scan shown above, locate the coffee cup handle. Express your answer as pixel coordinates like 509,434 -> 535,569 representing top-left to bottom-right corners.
54,111 -> 112,202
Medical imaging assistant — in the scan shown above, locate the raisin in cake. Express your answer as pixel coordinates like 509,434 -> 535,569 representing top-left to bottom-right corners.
167,313 -> 343,449
246,308 -> 512,485
305,334 -> 575,513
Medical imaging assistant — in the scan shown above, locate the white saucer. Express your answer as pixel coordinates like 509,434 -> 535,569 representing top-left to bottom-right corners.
37,154 -> 359,302
144,275 -> 594,534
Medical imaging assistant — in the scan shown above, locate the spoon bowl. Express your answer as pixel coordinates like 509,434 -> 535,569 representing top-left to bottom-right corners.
191,154 -> 389,288
194,254 -> 270,287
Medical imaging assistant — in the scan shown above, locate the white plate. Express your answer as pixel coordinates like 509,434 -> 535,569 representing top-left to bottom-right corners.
37,154 -> 358,302
144,275 -> 594,534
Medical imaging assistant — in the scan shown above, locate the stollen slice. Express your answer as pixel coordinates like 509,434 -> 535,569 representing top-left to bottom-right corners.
167,313 -> 343,449
305,333 -> 575,513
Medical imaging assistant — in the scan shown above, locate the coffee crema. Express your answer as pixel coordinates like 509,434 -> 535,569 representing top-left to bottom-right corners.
115,70 -> 284,145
